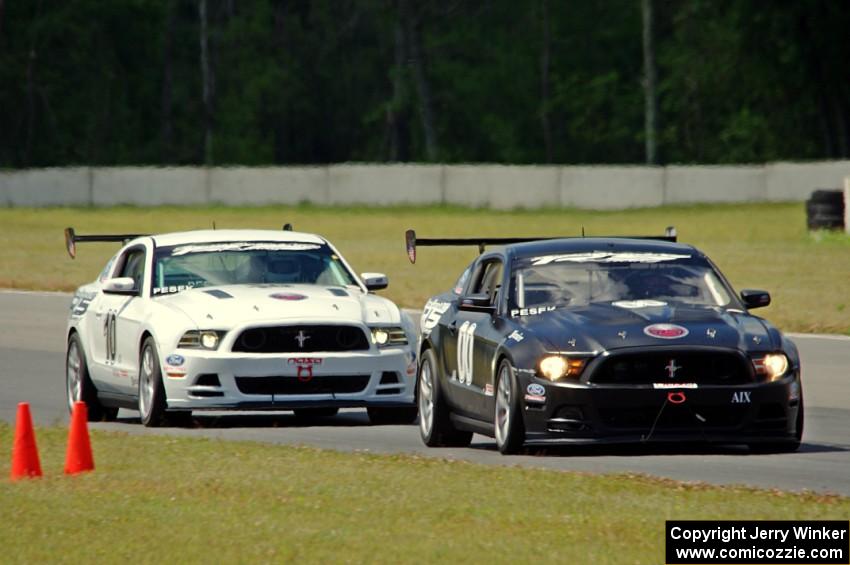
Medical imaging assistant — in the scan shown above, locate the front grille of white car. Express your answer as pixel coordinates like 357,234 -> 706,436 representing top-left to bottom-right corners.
234,375 -> 371,395
232,325 -> 371,354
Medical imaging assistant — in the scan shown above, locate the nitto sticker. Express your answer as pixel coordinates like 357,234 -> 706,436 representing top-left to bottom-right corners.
171,242 -> 321,256
526,383 -> 546,396
530,252 -> 691,266
510,305 -> 556,318
643,323 -> 689,339
165,354 -> 185,366
652,383 -> 698,389
508,330 -> 524,342
612,300 -> 667,309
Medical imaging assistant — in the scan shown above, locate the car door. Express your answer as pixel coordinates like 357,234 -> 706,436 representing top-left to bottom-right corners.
442,255 -> 505,419
96,245 -> 149,396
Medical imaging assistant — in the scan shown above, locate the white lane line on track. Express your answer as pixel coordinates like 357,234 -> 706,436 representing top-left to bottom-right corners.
0,288 -> 72,296
787,333 -> 850,341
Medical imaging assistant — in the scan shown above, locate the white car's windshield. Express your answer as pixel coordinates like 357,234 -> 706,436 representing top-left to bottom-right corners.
152,241 -> 358,296
511,252 -> 736,309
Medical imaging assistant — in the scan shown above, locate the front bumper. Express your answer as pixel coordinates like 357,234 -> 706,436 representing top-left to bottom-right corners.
517,371 -> 802,446
161,347 -> 416,411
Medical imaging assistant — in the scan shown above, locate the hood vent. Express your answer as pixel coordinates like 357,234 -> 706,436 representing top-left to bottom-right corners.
204,289 -> 234,299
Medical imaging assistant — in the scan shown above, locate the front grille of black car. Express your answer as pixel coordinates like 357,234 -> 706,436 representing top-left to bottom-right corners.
591,351 -> 752,385
598,404 -> 749,430
232,325 -> 370,353
235,375 -> 370,395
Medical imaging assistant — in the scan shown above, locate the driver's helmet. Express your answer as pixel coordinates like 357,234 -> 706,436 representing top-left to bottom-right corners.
235,254 -> 268,283
626,271 -> 676,299
266,255 -> 303,282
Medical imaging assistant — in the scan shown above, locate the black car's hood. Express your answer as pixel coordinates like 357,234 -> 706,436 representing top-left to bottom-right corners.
515,302 -> 773,352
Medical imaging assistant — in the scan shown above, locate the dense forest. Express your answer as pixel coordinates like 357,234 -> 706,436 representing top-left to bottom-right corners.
2,0 -> 849,168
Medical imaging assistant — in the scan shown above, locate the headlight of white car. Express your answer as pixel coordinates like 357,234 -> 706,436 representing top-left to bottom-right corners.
371,326 -> 408,347
178,330 -> 227,350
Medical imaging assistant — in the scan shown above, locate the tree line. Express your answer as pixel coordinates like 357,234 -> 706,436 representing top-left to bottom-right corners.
2,0 -> 849,168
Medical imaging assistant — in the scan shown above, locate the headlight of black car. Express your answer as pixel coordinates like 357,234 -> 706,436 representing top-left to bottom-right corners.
371,326 -> 408,347
178,330 -> 227,350
538,355 -> 586,381
751,353 -> 790,381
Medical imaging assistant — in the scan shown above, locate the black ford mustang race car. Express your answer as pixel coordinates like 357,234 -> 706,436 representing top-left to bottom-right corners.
407,229 -> 803,454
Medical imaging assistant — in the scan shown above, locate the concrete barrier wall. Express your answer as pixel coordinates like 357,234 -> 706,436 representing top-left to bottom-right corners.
664,165 -> 766,204
2,161 -> 850,209
765,161 -> 850,201
1,167 -> 91,206
210,167 -> 327,205
92,167 -> 208,206
561,166 -> 663,209
327,164 -> 442,206
444,165 -> 559,209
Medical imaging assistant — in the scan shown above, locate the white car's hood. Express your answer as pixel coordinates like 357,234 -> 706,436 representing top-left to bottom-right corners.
157,284 -> 400,328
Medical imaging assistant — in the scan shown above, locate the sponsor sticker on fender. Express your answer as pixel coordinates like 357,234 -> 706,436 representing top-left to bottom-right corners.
165,354 -> 185,366
643,323 -> 689,339
524,383 -> 546,403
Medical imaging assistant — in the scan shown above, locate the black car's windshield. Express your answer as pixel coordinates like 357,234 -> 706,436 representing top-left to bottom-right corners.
152,241 -> 358,296
511,251 -> 736,310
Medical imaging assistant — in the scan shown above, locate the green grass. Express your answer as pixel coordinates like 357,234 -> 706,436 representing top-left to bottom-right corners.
1,425 -> 847,563
1,203 -> 849,333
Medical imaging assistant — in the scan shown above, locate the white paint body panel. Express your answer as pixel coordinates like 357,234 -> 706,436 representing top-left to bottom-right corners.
66,230 -> 416,411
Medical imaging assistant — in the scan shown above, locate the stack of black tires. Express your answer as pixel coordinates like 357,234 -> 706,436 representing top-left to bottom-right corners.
806,189 -> 846,230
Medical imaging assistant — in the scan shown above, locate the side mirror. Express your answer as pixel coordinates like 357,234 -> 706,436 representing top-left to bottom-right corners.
740,289 -> 771,309
361,272 -> 389,291
103,277 -> 138,296
458,292 -> 496,314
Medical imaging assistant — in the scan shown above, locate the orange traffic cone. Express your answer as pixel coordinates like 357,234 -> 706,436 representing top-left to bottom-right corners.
10,402 -> 43,480
64,401 -> 94,475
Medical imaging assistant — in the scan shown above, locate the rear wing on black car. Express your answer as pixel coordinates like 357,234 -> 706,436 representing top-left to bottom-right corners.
64,227 -> 148,259
405,227 -> 677,263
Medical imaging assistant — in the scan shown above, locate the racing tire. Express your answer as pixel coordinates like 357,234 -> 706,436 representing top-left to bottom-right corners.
494,359 -> 525,455
418,348 -> 472,447
806,190 -> 845,230
138,336 -> 186,427
293,407 -> 339,420
809,189 -> 844,205
749,396 -> 804,454
367,406 -> 418,425
66,333 -> 118,422
806,202 -> 844,230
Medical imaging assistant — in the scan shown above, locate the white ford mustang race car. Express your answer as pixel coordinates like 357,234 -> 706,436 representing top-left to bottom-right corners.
64,227 -> 418,427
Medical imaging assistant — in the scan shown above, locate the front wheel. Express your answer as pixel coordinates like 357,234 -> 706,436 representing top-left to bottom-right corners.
138,337 -> 188,427
66,333 -> 118,422
494,359 -> 525,454
418,348 -> 472,447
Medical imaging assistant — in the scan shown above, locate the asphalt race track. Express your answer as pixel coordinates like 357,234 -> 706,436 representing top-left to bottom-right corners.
2,290 -> 849,495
